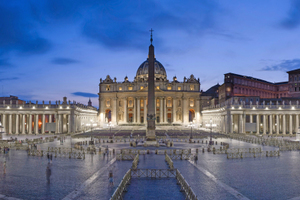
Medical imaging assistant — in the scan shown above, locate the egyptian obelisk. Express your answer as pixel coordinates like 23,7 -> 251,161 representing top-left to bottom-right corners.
146,29 -> 156,142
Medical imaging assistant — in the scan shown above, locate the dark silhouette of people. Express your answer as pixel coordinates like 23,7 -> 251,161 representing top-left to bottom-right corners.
46,165 -> 51,183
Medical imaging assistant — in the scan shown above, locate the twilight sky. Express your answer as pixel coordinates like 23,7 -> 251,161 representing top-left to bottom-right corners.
1,0 -> 300,107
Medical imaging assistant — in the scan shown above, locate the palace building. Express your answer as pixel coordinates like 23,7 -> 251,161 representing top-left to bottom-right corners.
202,70 -> 300,135
98,47 -> 201,128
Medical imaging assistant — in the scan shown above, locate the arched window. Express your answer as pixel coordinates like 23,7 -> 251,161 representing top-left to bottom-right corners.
105,109 -> 111,122
189,109 -> 195,122
190,99 -> 194,107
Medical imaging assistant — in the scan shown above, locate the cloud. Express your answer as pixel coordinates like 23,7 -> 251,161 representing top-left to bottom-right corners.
0,77 -> 19,82
280,0 -> 300,29
71,92 -> 98,98
51,57 -> 80,65
80,0 -> 220,51
261,59 -> 300,71
0,2 -> 51,56
0,59 -> 12,67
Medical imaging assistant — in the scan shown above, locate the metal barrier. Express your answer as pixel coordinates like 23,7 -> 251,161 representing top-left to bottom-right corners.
132,154 -> 139,169
110,169 -> 131,200
116,154 -> 136,160
165,154 -> 174,169
27,150 -> 85,159
131,169 -> 176,178
176,169 -> 198,200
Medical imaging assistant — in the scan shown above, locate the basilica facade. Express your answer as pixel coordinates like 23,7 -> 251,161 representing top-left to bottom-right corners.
98,54 -> 201,128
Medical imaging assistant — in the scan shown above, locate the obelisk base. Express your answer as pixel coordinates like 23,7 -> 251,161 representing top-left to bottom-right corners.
145,126 -> 158,146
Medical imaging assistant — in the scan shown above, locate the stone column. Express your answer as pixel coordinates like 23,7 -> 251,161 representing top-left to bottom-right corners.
49,114 -> 52,123
256,114 -> 260,135
239,114 -> 243,133
290,114 -> 293,134
42,114 -> 45,134
195,98 -> 200,125
243,113 -> 246,133
283,114 -> 286,135
2,114 -> 5,133
74,115 -> 77,132
68,114 -> 71,133
55,114 -> 59,133
29,114 -> 32,134
22,114 -> 25,134
230,114 -> 233,133
15,114 -> 19,134
269,114 -> 272,135
164,98 -> 167,123
263,115 -> 266,135
124,98 -> 127,123
160,97 -> 163,123
249,114 -> 253,134
137,98 -> 140,123
8,114 -> 12,134
59,114 -> 62,133
183,97 -> 188,124
173,98 -> 176,123
144,98 -> 147,124
276,114 -> 279,135
134,98 -> 137,123
296,114 -> 299,134
113,97 -> 118,124
35,114 -> 39,134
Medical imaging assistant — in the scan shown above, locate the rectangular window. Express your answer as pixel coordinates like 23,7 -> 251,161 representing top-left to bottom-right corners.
167,86 -> 172,90
167,99 -> 172,107
190,99 -> 194,107
119,87 -> 122,91
177,86 -> 181,91
156,99 -> 160,107
295,87 -> 297,92
141,99 -> 144,107
140,86 -> 144,90
156,86 -> 160,89
128,86 -> 133,90
190,85 -> 194,91
128,99 -> 133,107
106,100 -> 110,107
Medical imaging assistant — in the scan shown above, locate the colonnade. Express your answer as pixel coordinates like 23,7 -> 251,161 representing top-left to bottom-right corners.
0,113 -> 72,134
229,113 -> 300,135
203,110 -> 300,135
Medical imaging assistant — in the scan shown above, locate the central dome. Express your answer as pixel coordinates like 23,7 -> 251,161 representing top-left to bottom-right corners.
136,58 -> 167,81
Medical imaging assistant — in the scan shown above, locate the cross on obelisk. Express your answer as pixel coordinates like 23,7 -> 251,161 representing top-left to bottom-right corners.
146,29 -> 157,144
150,29 -> 153,44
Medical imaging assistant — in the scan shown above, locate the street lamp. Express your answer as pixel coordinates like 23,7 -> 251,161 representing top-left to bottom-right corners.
209,119 -> 213,145
108,121 -> 113,137
188,122 -> 194,140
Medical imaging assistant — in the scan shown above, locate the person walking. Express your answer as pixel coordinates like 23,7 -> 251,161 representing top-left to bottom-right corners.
3,161 -> 6,174
47,152 -> 50,163
50,154 -> 53,164
46,165 -> 51,183
108,169 -> 114,187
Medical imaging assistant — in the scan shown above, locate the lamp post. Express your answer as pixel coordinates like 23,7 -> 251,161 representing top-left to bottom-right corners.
209,119 -> 213,145
189,122 -> 194,140
108,121 -> 113,137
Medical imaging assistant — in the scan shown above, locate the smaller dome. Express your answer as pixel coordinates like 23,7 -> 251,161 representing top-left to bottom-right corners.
136,58 -> 167,81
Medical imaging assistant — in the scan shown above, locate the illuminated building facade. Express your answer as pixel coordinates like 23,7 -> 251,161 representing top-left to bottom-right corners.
98,47 -> 201,128
0,97 -> 97,134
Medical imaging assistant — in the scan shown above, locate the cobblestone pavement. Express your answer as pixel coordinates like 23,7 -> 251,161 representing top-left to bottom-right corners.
0,133 -> 300,199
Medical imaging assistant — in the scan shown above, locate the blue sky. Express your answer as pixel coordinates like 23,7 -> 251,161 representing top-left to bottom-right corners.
1,0 -> 300,106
